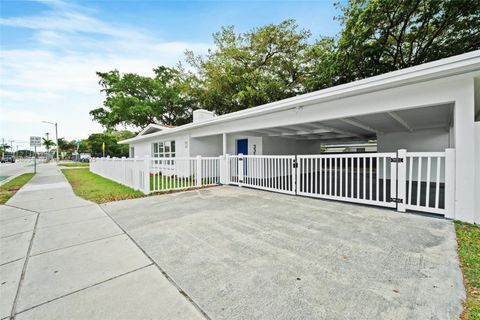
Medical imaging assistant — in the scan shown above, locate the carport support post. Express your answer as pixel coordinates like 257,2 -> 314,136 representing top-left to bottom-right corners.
396,149 -> 407,212
196,155 -> 202,187
444,149 -> 456,219
143,155 -> 151,194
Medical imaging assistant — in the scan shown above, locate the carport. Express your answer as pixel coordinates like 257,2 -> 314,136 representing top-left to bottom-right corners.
116,51 -> 479,224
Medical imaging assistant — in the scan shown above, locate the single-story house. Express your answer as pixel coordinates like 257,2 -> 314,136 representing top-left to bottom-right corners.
118,51 -> 480,224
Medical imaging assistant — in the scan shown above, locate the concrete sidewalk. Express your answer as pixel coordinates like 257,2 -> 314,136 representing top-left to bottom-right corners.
0,164 -> 206,320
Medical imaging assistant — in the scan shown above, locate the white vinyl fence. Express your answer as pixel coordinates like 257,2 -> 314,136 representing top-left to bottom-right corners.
90,156 -> 220,194
297,153 -> 397,208
226,149 -> 455,216
92,149 -> 455,217
227,155 -> 296,195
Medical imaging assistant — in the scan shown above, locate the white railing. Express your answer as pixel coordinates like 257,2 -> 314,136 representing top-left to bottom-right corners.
90,156 -> 221,194
227,155 -> 296,195
90,157 -> 147,192
403,150 -> 455,216
91,149 -> 455,217
297,153 -> 397,208
150,156 -> 220,193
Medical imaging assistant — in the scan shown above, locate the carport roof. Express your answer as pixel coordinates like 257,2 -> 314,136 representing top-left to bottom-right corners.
120,51 -> 480,144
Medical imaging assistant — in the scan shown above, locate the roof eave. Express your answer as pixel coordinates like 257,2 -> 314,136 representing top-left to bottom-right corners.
119,51 -> 480,144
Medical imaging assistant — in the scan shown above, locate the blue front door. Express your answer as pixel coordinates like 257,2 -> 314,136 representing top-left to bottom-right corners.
236,139 -> 248,155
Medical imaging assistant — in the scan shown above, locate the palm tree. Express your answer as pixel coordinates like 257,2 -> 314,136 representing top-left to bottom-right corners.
42,138 -> 55,153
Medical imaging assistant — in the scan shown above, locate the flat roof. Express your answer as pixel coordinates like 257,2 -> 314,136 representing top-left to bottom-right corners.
120,50 -> 480,144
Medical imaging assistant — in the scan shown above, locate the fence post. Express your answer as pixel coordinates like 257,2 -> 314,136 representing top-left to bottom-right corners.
196,155 -> 202,187
238,153 -> 244,184
396,149 -> 407,212
293,156 -> 298,194
143,155 -> 151,194
121,157 -> 126,185
219,155 -> 226,184
225,154 -> 230,185
445,149 -> 456,219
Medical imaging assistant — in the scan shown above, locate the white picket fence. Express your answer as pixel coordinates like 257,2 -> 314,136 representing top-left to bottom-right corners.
296,153 -> 397,208
90,156 -> 220,194
227,155 -> 296,194
226,149 -> 455,217
92,149 -> 455,217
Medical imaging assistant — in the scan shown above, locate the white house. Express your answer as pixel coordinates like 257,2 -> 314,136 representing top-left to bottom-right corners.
111,51 -> 480,224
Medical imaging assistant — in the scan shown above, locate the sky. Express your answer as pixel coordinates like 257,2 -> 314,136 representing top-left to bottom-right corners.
0,0 -> 343,151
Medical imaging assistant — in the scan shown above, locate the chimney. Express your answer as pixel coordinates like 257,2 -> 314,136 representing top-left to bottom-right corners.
193,109 -> 216,123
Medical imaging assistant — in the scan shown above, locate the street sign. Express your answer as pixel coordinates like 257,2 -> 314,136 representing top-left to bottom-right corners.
30,136 -> 42,147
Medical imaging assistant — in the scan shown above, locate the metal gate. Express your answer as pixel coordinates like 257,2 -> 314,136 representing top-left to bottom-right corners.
227,150 -> 454,215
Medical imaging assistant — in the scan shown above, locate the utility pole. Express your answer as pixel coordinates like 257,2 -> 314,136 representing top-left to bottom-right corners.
42,121 -> 59,163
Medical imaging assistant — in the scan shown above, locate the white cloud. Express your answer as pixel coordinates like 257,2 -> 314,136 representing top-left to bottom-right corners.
0,0 -> 210,147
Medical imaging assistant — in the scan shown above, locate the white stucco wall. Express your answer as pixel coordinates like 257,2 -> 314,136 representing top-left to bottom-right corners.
227,134 -> 263,155
190,135 -> 223,157
475,122 -> 480,224
377,128 -> 452,152
262,137 -> 319,155
129,134 -> 190,158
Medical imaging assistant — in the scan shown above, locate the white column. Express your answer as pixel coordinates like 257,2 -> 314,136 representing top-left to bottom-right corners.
453,80 -> 476,223
222,133 -> 227,156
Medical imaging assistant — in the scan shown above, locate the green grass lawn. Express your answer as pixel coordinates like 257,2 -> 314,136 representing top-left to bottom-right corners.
59,162 -> 89,167
150,175 -> 194,191
455,221 -> 480,320
0,173 -> 35,204
62,168 -> 144,203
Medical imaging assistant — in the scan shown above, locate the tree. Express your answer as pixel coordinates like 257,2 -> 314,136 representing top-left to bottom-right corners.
330,0 -> 480,85
57,138 -> 78,159
186,20 -> 313,115
42,138 -> 55,153
90,66 -> 193,129
84,130 -> 134,157
90,2 -> 480,124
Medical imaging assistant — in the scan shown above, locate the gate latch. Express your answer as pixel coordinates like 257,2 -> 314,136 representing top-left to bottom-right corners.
293,160 -> 298,168
388,197 -> 403,203
390,158 -> 404,163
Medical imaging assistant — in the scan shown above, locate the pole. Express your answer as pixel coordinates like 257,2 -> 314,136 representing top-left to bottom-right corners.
55,123 -> 59,163
34,146 -> 37,174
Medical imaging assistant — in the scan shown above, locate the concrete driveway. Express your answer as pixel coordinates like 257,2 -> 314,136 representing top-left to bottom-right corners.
102,186 -> 465,320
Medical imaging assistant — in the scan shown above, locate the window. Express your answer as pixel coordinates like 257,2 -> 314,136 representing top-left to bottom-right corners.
130,147 -> 135,158
152,140 -> 176,159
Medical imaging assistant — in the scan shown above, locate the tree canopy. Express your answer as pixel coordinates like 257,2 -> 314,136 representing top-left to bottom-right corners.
91,0 -> 479,129
90,67 -> 194,130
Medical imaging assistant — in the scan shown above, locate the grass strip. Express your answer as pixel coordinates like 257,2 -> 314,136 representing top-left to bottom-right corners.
0,173 -> 35,204
455,221 -> 480,320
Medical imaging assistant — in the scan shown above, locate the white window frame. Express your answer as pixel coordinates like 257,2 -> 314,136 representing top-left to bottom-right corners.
152,140 -> 176,159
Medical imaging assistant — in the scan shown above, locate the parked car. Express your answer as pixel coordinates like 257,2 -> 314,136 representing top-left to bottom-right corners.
1,155 -> 15,163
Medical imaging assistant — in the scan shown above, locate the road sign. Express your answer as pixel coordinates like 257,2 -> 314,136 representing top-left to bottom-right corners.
30,136 -> 42,147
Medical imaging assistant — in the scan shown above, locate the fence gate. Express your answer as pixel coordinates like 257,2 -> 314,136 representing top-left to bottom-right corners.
227,150 -> 454,216
227,155 -> 296,195
297,153 -> 398,209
